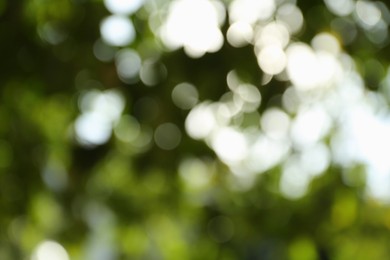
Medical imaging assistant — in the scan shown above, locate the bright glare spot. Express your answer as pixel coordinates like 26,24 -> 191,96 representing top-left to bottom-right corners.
226,70 -> 241,91
348,107 -> 390,172
160,0 -> 224,58
211,127 -> 248,164
255,22 -> 290,49
100,15 -> 136,46
104,0 -> 144,15
229,0 -> 276,24
91,90 -> 125,121
227,21 -> 253,47
291,106 -> 332,149
219,95 -> 242,117
179,158 -> 211,189
234,84 -> 261,112
261,73 -> 273,86
76,89 -> 125,147
286,43 -> 342,90
280,156 -> 310,199
185,103 -> 218,140
247,135 -> 290,173
330,130 -> 360,167
355,0 -> 382,29
32,240 -> 69,260
115,49 -> 142,83
257,44 -> 287,75
311,33 -> 340,56
79,89 -> 100,112
154,123 -> 182,150
324,0 -> 355,17
286,44 -> 318,90
329,90 -> 390,204
260,108 -> 290,140
171,82 -> 199,110
366,169 -> 390,204
276,3 -> 304,34
282,87 -> 301,114
75,112 -> 112,146
300,142 -> 331,176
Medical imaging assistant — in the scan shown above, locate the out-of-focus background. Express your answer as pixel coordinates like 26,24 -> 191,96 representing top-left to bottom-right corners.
2,0 -> 390,259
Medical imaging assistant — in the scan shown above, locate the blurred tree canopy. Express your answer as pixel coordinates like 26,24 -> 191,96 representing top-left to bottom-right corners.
2,0 -> 390,259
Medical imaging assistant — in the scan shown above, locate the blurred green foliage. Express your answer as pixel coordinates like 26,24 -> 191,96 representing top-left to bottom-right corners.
2,0 -> 390,259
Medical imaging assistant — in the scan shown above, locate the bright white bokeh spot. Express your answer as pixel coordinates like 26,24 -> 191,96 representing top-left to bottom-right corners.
115,49 -> 141,83
316,52 -> 343,86
311,32 -> 341,56
290,106 -> 332,149
261,73 -> 273,86
235,84 -> 260,103
226,70 -> 242,91
331,130 -> 359,167
286,43 -> 342,90
300,142 -> 331,176
218,96 -> 242,118
276,3 -> 304,34
79,89 -> 100,113
324,0 -> 355,17
348,107 -> 390,172
286,43 -> 318,90
229,0 -> 276,24
154,123 -> 182,150
75,112 -> 112,146
233,84 -> 261,112
255,22 -> 290,49
355,0 -> 382,29
211,127 -> 248,164
32,240 -> 69,260
76,89 -> 125,147
280,156 -> 310,200
185,103 -> 218,140
331,97 -> 390,203
104,0 -> 144,15
92,90 -> 125,122
257,44 -> 287,75
160,0 -> 224,58
282,87 -> 301,114
261,108 -> 290,140
247,135 -> 290,174
100,15 -> 136,46
227,21 -> 253,47
171,82 -> 199,110
366,169 -> 390,204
